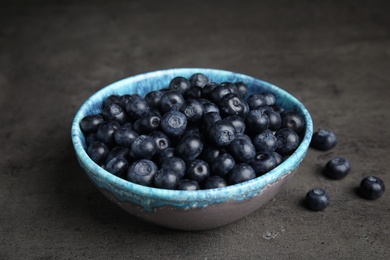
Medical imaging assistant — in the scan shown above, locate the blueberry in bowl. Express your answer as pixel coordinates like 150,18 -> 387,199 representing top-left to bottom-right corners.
71,68 -> 313,231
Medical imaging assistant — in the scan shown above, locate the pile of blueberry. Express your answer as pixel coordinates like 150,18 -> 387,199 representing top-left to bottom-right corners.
305,129 -> 385,211
80,73 -> 306,190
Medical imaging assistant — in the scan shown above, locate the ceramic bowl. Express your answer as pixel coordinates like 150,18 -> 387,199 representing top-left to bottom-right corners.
71,68 -> 313,231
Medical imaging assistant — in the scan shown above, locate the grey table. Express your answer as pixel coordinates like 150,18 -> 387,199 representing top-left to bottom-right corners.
1,0 -> 389,259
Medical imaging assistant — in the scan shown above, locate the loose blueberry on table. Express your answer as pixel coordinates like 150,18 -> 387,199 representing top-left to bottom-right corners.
359,176 -> 385,200
305,188 -> 330,211
80,73 -> 305,190
324,157 -> 351,180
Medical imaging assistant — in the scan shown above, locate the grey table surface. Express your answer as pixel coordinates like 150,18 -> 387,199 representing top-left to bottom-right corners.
1,0 -> 389,259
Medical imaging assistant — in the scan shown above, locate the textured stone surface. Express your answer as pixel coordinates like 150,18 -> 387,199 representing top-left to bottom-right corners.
1,0 -> 389,259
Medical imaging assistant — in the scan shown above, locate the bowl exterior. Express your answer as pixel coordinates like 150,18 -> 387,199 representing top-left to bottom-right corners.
71,68 -> 313,230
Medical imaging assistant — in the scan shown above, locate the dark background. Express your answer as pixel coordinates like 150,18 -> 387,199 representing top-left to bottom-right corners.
1,0 -> 389,259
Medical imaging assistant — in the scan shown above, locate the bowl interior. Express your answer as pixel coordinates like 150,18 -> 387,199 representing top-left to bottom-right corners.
71,68 -> 313,212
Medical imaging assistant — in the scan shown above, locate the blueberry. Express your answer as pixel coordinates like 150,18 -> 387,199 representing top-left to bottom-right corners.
271,151 -> 283,166
235,133 -> 252,143
227,138 -> 256,163
270,104 -> 284,114
250,152 -> 277,176
184,86 -> 203,99
324,157 -> 351,180
261,92 -> 276,106
126,97 -> 150,120
176,179 -> 200,191
199,146 -> 221,164
201,100 -> 220,114
226,163 -> 256,185
127,159 -> 158,187
245,110 -> 270,135
160,110 -> 187,138
159,90 -> 185,114
131,135 -> 158,159
208,120 -> 236,147
114,124 -> 139,147
220,82 -> 240,96
201,112 -> 222,133
305,188 -> 330,211
145,90 -> 164,107
154,168 -> 180,189
102,102 -> 128,124
149,131 -> 171,151
185,159 -> 210,183
104,156 -> 129,178
137,112 -> 161,133
161,156 -> 186,178
80,114 -> 104,134
176,134 -> 204,161
218,93 -> 250,117
105,146 -> 130,164
96,120 -> 120,148
154,147 -> 176,166
311,129 -> 337,151
224,115 -> 246,134
118,94 -> 133,107
190,73 -> 209,88
202,176 -> 227,189
210,85 -> 234,103
280,110 -> 305,135
246,93 -> 266,110
85,133 -> 97,147
359,176 -> 385,200
264,110 -> 281,131
211,153 -> 236,177
87,141 -> 109,165
275,128 -> 300,155
169,76 -> 191,95
201,82 -> 218,99
234,82 -> 248,98
252,129 -> 278,152
179,99 -> 204,122
103,94 -> 120,108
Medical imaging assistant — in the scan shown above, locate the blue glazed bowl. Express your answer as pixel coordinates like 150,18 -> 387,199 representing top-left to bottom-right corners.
71,68 -> 313,231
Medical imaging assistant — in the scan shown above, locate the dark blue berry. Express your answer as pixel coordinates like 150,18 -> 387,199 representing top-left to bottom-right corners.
208,120 -> 236,147
185,159 -> 210,183
169,76 -> 191,95
220,82 -> 240,96
235,133 -> 252,143
359,176 -> 385,200
103,94 -> 120,108
275,128 -> 300,155
87,141 -> 109,165
311,129 -> 337,151
137,112 -> 161,133
218,93 -> 250,117
96,120 -> 120,148
324,157 -> 351,180
245,110 -> 269,134
199,146 -> 221,164
264,110 -> 281,131
179,99 -> 204,122
227,138 -> 256,163
176,179 -> 200,191
250,152 -> 277,176
305,188 -> 330,211
226,163 -> 256,185
114,124 -> 139,147
261,92 -> 276,106
246,93 -> 266,110
154,147 -> 176,166
160,110 -> 187,137
161,156 -> 186,178
80,114 -> 104,134
211,153 -> 235,177
145,90 -> 164,108
224,115 -> 246,134
253,129 -> 278,152
176,134 -> 204,161
154,168 -> 180,189
190,73 -> 209,88
201,100 -> 220,114
131,135 -> 158,159
271,151 -> 283,166
127,159 -> 158,187
202,176 -> 227,189
210,85 -> 233,103
159,90 -> 185,114
104,156 -> 129,177
184,86 -> 202,99
149,131 -> 171,151
85,133 -> 97,147
105,146 -> 130,164
126,97 -> 150,120
201,82 -> 218,99
118,94 -> 132,107
280,110 -> 305,135
201,112 -> 221,133
234,82 -> 248,98
102,102 -> 128,124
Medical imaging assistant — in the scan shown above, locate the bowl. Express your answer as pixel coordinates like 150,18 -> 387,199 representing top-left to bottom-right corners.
71,68 -> 313,231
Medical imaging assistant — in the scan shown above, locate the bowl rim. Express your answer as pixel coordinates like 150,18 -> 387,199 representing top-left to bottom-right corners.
71,68 -> 313,207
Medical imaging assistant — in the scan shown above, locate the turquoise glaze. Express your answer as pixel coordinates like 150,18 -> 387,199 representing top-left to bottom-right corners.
71,68 -> 313,213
